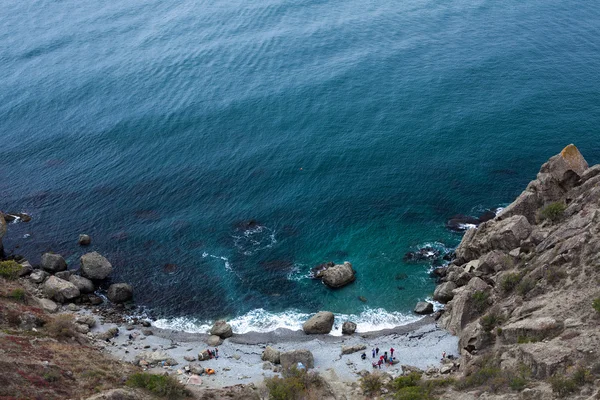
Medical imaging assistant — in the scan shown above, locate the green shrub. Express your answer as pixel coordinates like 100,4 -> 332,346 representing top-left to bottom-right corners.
516,278 -> 535,296
549,375 -> 578,397
471,291 -> 490,313
480,313 -> 502,332
0,260 -> 22,280
500,273 -> 521,293
517,335 -> 540,344
390,372 -> 421,390
540,202 -> 566,222
360,372 -> 383,396
44,314 -> 78,340
572,366 -> 591,385
456,365 -> 502,390
546,267 -> 567,285
266,367 -> 324,400
509,376 -> 527,391
10,288 -> 25,302
592,298 -> 600,313
393,386 -> 432,400
126,373 -> 190,398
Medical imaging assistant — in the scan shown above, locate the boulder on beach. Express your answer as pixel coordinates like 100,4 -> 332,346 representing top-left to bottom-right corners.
198,349 -> 211,361
80,252 -> 113,280
342,321 -> 357,335
341,344 -> 366,355
69,275 -> 95,293
107,283 -> 133,303
41,253 -> 67,273
261,346 -> 281,364
37,298 -> 59,313
29,270 -> 49,284
78,234 -> 91,246
320,262 -> 356,288
303,311 -> 334,334
55,271 -> 71,280
43,276 -> 80,303
280,349 -> 314,370
207,335 -> 223,346
414,301 -> 434,315
210,320 -> 233,338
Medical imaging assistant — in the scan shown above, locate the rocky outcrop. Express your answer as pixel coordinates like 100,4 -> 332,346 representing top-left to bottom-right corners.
342,321 -> 357,335
210,320 -> 233,338
69,275 -> 95,293
314,262 -> 356,288
43,276 -> 80,303
414,301 -> 434,315
261,346 -> 281,364
29,270 -> 49,284
80,252 -> 113,280
433,282 -> 457,303
302,311 -> 334,334
41,253 -> 67,273
280,349 -> 314,369
107,283 -> 133,303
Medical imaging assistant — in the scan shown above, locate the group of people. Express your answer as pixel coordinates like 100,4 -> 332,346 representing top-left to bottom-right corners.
360,347 -> 398,369
207,347 -> 219,359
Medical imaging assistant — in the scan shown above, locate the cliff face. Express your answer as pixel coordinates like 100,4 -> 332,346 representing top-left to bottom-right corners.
439,145 -> 600,390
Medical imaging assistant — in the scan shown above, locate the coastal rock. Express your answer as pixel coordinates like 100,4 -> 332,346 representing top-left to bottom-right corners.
76,315 -> 96,328
80,252 -> 113,280
446,215 -> 480,231
43,276 -> 80,303
29,270 -> 49,284
342,321 -> 357,335
433,282 -> 457,303
310,261 -> 334,278
69,275 -> 95,294
17,260 -> 33,277
261,346 -> 281,364
303,311 -> 334,334
198,349 -> 211,361
37,298 -> 59,313
319,262 -> 356,288
134,350 -> 171,366
341,344 -> 366,355
414,301 -> 434,315
280,349 -> 314,370
78,234 -> 91,246
41,253 -> 67,273
207,335 -> 223,346
455,215 -> 532,263
501,317 -> 564,344
96,327 -> 119,341
55,271 -> 71,280
107,283 -> 133,303
210,320 -> 233,338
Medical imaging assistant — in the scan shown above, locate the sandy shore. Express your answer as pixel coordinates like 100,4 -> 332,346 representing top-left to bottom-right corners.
87,313 -> 458,389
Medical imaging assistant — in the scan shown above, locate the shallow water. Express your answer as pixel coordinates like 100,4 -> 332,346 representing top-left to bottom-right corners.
1,0 -> 599,332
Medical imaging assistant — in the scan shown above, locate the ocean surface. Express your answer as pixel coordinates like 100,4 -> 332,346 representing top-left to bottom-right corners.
1,0 -> 599,334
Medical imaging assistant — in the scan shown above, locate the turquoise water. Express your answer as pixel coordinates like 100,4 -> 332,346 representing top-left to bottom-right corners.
1,0 -> 599,332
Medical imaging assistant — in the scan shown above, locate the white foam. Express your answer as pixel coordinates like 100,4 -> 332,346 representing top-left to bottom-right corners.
232,225 -> 277,255
202,252 -> 232,272
457,223 -> 477,230
153,307 -> 421,336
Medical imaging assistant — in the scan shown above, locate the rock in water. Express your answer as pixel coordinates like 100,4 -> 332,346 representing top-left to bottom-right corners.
261,346 -> 281,364
280,349 -> 314,370
342,321 -> 357,335
414,301 -> 434,315
80,252 -> 113,280
433,282 -> 457,303
43,276 -> 80,303
69,275 -> 95,293
320,262 -> 356,288
210,320 -> 233,338
303,311 -> 334,334
78,234 -> 91,246
107,283 -> 133,303
41,253 -> 67,273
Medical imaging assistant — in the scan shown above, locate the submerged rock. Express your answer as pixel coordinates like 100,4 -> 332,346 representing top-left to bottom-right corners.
78,234 -> 91,246
80,252 -> 113,280
303,311 -> 334,334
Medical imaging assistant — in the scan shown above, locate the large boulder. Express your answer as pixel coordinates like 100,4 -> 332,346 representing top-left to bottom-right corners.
280,349 -> 314,370
261,346 -> 281,364
210,320 -> 233,338
43,276 -> 80,303
37,298 -> 59,313
341,344 -> 366,355
433,282 -> 457,303
303,311 -> 334,334
41,253 -> 67,273
320,262 -> 356,288
414,301 -> 434,315
342,321 -> 357,335
29,270 -> 49,284
69,275 -> 95,293
80,252 -> 113,280
207,335 -> 223,346
107,283 -> 133,303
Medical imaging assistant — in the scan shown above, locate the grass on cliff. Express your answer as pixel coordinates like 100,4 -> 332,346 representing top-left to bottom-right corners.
0,260 -> 22,280
455,356 -> 531,393
549,366 -> 593,398
359,372 -> 454,400
126,372 -> 190,399
539,202 -> 566,222
592,297 -> 600,313
265,366 -> 325,400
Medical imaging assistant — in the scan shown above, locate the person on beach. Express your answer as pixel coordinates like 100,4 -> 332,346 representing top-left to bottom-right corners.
215,348 -> 219,359
383,351 -> 388,363
372,348 -> 375,358
377,359 -> 383,369
390,347 -> 394,357
375,347 -> 379,355
361,352 -> 367,360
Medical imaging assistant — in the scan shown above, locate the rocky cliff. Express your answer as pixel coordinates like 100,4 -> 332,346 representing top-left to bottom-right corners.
438,144 -> 600,398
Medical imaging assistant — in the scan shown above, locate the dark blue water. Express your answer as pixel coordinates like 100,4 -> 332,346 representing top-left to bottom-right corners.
1,0 -> 599,333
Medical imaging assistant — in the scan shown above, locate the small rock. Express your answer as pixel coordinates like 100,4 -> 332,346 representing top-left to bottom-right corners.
75,315 -> 96,327
261,346 -> 281,364
232,354 -> 240,360
78,234 -> 92,246
38,298 -> 59,313
414,301 -> 434,315
43,276 -> 80,303
141,321 -> 151,327
67,303 -> 79,311
75,323 -> 90,334
18,261 -> 33,277
184,356 -> 196,362
142,329 -> 153,336
29,270 -> 49,284
342,321 -> 357,335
